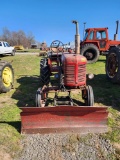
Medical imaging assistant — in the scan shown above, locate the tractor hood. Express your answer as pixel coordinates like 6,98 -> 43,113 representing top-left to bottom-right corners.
61,54 -> 87,64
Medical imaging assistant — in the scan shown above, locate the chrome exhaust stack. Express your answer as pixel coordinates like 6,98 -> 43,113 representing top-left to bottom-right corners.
114,20 -> 119,40
72,20 -> 80,54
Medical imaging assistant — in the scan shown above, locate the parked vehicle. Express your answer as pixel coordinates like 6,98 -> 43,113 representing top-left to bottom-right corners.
14,45 -> 24,51
80,21 -> 120,63
0,41 -> 15,56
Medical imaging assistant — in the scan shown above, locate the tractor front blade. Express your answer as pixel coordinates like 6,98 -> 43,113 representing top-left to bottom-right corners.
20,106 -> 108,134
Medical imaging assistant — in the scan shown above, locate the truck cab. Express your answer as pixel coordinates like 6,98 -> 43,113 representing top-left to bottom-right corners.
81,28 -> 109,52
0,41 -> 15,56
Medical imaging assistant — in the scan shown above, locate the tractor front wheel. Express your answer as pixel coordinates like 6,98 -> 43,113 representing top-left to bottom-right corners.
106,46 -> 120,83
36,88 -> 42,107
40,58 -> 50,85
0,61 -> 14,93
81,44 -> 100,63
82,85 -> 94,106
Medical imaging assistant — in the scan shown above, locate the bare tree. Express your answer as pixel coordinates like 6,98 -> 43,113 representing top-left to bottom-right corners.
27,32 -> 35,48
2,27 -> 11,44
0,27 -> 39,48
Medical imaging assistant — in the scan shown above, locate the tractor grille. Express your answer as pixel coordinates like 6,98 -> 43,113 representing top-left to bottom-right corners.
65,65 -> 75,83
78,64 -> 86,82
64,64 -> 86,85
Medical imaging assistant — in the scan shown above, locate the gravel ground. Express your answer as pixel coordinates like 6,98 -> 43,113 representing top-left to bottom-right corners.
14,133 -> 117,160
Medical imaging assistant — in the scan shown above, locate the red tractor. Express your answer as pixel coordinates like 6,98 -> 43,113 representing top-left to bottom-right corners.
38,21 -> 94,107
20,21 -> 108,134
80,21 -> 120,63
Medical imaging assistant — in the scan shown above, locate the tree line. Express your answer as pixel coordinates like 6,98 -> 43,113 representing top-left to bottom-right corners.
0,27 -> 41,48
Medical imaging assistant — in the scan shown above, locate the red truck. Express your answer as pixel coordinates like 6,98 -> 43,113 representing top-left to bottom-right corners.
80,21 -> 120,63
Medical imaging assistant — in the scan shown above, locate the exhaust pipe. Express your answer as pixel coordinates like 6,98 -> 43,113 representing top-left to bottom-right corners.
72,20 -> 80,54
83,22 -> 86,40
114,20 -> 119,40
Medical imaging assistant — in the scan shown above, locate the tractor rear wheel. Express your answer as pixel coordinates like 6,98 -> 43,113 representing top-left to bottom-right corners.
81,44 -> 100,63
82,85 -> 94,106
0,61 -> 14,93
40,58 -> 50,85
106,46 -> 120,83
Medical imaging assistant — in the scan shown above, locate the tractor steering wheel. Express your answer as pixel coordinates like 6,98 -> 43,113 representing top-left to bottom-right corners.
50,40 -> 64,53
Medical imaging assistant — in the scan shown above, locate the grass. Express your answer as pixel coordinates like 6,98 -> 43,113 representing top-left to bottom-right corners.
0,54 -> 120,158
0,54 -> 41,159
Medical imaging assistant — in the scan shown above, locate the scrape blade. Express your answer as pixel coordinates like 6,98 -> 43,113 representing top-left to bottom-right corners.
20,106 -> 108,134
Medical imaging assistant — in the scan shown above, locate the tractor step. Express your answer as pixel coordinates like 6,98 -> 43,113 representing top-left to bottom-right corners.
54,96 -> 73,106
20,106 -> 108,134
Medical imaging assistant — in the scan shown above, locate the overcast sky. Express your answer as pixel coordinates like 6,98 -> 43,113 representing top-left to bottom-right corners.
0,0 -> 120,45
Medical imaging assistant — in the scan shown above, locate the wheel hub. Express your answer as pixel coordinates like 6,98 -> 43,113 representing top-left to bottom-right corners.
2,67 -> 12,87
85,51 -> 94,60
